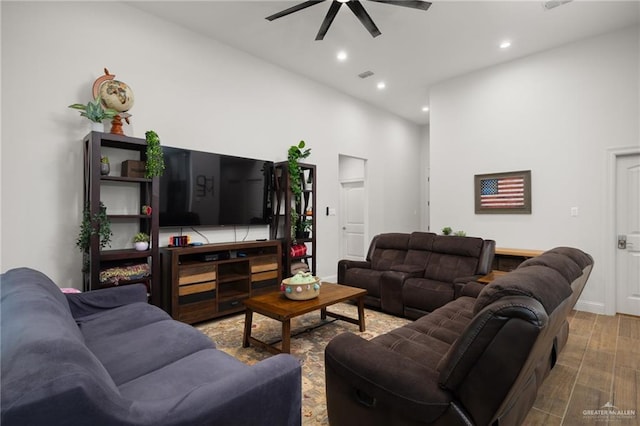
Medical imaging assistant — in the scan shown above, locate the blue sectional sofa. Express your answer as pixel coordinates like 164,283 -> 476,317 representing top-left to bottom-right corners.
1,268 -> 302,426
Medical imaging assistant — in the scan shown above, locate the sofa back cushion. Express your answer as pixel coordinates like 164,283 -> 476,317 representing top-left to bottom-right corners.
404,232 -> 436,267
518,252 -> 583,282
423,236 -> 485,281
474,265 -> 573,316
370,233 -> 410,270
1,268 -> 120,422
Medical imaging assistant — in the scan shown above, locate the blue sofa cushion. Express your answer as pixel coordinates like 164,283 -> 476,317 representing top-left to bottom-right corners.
85,316 -> 216,385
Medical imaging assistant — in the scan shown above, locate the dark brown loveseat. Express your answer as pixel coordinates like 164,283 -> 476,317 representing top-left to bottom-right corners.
325,247 -> 593,426
338,232 -> 495,319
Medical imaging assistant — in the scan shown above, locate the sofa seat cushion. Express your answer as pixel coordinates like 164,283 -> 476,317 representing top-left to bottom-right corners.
401,278 -> 455,313
343,268 -> 383,298
119,349 -> 247,400
85,319 -> 215,385
76,302 -> 174,341
371,296 -> 475,369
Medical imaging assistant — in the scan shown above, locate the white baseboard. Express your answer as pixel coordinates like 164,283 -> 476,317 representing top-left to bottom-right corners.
574,299 -> 607,315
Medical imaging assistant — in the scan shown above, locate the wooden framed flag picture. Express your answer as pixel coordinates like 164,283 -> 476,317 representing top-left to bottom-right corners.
474,170 -> 531,214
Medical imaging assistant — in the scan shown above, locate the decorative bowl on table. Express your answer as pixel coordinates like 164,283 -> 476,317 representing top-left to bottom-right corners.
281,272 -> 321,300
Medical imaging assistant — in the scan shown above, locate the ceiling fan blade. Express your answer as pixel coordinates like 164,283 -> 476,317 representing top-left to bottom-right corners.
266,0 -> 326,21
367,0 -> 432,11
315,1 -> 342,40
346,0 -> 381,38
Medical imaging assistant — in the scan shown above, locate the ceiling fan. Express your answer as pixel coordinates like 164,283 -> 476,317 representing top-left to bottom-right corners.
266,0 -> 432,40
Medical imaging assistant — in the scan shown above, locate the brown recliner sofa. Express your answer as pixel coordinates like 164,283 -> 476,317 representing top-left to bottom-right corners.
325,247 -> 593,426
337,232 -> 496,319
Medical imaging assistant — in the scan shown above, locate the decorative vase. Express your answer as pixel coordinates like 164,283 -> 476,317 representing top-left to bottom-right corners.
281,276 -> 321,300
134,242 -> 149,251
100,162 -> 110,176
91,121 -> 103,132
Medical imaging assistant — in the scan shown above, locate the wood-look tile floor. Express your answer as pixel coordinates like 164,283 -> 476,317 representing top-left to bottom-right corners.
524,311 -> 640,425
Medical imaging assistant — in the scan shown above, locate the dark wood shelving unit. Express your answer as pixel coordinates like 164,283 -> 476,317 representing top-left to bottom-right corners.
271,162 -> 317,277
82,131 -> 160,307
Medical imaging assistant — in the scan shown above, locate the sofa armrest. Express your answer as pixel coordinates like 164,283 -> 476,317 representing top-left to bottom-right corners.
65,284 -> 148,319
337,259 -> 371,283
137,353 -> 302,426
380,269 -> 421,316
325,332 -> 451,424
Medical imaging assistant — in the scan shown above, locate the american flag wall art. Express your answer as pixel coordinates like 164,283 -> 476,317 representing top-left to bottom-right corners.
480,177 -> 524,208
475,171 -> 531,214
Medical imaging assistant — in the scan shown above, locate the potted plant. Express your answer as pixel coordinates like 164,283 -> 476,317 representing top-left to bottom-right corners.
287,140 -> 311,238
145,130 -> 165,178
100,156 -> 110,175
133,232 -> 150,251
76,201 -> 112,271
68,96 -> 119,131
454,230 -> 467,237
442,226 -> 452,236
295,219 -> 312,239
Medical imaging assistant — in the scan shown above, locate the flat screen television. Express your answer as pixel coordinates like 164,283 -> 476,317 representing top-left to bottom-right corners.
159,146 -> 273,227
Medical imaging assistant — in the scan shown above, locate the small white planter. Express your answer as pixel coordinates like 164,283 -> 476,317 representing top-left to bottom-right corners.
134,242 -> 149,251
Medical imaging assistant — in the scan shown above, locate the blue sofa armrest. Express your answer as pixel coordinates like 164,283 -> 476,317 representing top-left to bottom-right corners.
138,353 -> 302,426
65,284 -> 148,319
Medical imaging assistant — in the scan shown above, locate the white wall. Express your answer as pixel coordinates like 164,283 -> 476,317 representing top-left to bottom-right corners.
430,25 -> 640,314
0,1 -> 422,287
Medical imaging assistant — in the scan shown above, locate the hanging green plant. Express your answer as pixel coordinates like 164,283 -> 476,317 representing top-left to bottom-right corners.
76,201 -> 112,271
145,130 -> 165,178
287,140 -> 311,238
76,201 -> 112,252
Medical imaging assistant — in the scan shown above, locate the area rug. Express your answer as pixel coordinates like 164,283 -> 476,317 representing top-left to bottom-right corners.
196,302 -> 410,425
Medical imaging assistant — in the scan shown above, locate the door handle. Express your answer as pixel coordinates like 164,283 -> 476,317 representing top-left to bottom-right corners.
618,235 -> 627,249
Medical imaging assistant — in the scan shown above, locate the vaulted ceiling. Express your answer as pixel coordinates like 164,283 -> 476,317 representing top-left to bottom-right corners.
129,1 -> 639,124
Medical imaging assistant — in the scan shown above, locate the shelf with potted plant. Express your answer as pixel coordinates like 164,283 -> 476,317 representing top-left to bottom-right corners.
271,141 -> 316,278
80,131 -> 164,308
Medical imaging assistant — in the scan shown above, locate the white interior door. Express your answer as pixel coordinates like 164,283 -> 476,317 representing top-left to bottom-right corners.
340,181 -> 366,261
616,153 -> 640,316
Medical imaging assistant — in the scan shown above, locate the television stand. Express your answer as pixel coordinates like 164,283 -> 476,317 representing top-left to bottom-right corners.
160,240 -> 282,324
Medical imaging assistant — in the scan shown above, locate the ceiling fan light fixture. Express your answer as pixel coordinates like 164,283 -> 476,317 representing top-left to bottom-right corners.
266,0 -> 432,40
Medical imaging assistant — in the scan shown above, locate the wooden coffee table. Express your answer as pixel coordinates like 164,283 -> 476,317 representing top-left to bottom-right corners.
242,283 -> 366,354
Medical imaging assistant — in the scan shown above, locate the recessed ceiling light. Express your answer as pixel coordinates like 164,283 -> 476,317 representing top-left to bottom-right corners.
377,81 -> 386,90
421,106 -> 429,112
337,50 -> 348,61
500,40 -> 512,49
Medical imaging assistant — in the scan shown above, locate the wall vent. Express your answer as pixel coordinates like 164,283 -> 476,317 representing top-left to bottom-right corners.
543,0 -> 572,10
358,70 -> 374,79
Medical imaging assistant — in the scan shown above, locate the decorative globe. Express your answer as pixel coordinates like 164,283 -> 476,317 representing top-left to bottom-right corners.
99,80 -> 134,112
